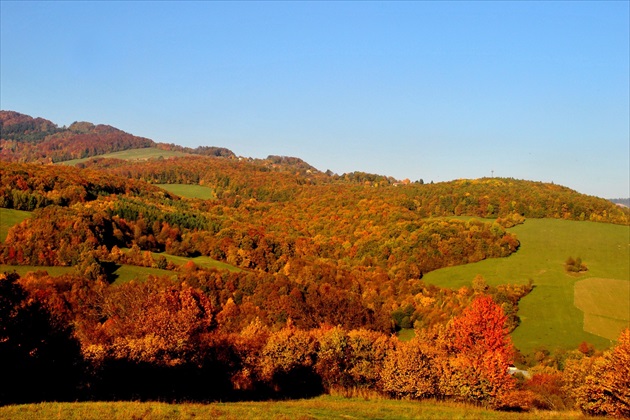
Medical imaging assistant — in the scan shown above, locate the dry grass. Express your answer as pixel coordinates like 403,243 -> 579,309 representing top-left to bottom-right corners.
575,278 -> 630,340
0,396 -> 590,420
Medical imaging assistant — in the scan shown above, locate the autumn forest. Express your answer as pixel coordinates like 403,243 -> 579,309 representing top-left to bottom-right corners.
1,111 -> 628,416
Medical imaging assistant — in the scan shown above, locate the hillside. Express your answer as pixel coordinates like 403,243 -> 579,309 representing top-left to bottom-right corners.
0,111 -> 236,163
1,111 -> 628,414
423,218 -> 629,353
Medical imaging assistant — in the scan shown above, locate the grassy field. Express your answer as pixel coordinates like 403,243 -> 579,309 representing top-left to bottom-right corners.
574,278 -> 630,340
422,219 -> 630,353
111,264 -> 176,285
107,252 -> 242,285
0,208 -> 31,242
0,264 -> 174,284
0,264 -> 75,277
60,148 -> 192,166
0,254 -> 239,285
152,252 -> 241,273
0,396 -> 587,420
155,184 -> 216,200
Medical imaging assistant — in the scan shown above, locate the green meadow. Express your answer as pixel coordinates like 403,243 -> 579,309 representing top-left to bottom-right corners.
0,264 -> 171,284
0,264 -> 75,277
0,396 -> 586,420
151,251 -> 241,273
107,252 -> 242,285
574,278 -> 630,340
61,148 -> 192,166
0,208 -> 31,242
110,264 -> 176,285
0,257 -> 237,285
155,183 -> 216,200
422,218 -> 630,353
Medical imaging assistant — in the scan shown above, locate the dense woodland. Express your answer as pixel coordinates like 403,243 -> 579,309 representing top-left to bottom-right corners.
1,111 -> 629,416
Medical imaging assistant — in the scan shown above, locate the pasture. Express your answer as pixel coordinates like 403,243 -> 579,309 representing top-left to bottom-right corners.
574,278 -> 630,340
0,264 -> 74,277
110,264 -> 176,285
0,208 -> 31,242
422,218 -> 630,353
61,148 -> 192,166
155,183 -> 216,200
0,253 -> 239,286
152,252 -> 241,273
0,396 -> 587,420
0,264 -> 173,284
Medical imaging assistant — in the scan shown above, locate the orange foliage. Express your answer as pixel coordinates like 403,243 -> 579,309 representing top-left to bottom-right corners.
564,328 -> 630,417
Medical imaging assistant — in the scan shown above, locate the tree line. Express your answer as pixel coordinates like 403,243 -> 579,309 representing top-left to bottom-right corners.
2,271 -> 628,417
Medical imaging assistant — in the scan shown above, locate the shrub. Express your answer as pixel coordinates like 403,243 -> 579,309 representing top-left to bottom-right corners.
565,257 -> 587,273
497,390 -> 537,412
523,366 -> 569,410
380,338 -> 440,399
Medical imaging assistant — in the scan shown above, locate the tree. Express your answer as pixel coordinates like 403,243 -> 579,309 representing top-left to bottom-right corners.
380,338 -> 439,399
442,295 -> 515,406
259,323 -> 321,397
0,272 -> 83,404
564,328 -> 630,417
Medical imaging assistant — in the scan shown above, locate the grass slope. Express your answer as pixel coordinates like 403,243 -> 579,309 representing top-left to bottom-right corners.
152,252 -> 241,273
111,265 -> 176,285
0,264 -> 173,284
574,278 -> 630,340
0,396 -> 587,420
0,255 -> 238,285
0,208 -> 31,242
61,148 -> 192,166
0,264 -> 74,277
422,219 -> 630,353
155,184 -> 216,200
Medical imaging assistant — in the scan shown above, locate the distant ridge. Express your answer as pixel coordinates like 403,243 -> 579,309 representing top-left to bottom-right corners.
610,198 -> 629,207
0,110 -> 236,163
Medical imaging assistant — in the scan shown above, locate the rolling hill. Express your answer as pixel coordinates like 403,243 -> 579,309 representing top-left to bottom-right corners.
1,111 -> 628,412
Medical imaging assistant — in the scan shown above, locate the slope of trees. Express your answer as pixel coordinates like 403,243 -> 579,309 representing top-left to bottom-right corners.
0,112 -> 155,163
1,111 -> 239,163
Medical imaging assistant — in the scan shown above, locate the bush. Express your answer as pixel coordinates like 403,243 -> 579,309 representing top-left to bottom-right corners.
565,257 -> 587,273
380,338 -> 440,399
497,390 -> 537,412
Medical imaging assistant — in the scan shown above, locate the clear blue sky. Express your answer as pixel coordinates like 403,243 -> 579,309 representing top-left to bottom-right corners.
1,1 -> 628,198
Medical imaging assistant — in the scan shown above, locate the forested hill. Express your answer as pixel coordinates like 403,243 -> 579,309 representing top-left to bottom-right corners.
0,111 -> 236,163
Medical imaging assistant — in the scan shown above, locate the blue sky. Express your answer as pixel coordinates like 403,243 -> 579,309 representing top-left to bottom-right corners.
1,1 -> 628,198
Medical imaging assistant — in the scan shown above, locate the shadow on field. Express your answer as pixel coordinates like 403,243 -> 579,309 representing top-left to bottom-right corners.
101,261 -> 120,283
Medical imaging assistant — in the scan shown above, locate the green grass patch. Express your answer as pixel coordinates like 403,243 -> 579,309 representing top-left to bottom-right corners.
397,328 -> 416,342
155,183 -> 216,200
153,252 -> 241,273
422,219 -> 630,353
0,395 -> 587,420
0,264 -> 75,277
111,265 -> 176,285
0,264 -> 176,285
1,252 -> 239,285
109,250 -> 241,284
0,208 -> 31,242
575,278 -> 630,340
60,148 -> 192,166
